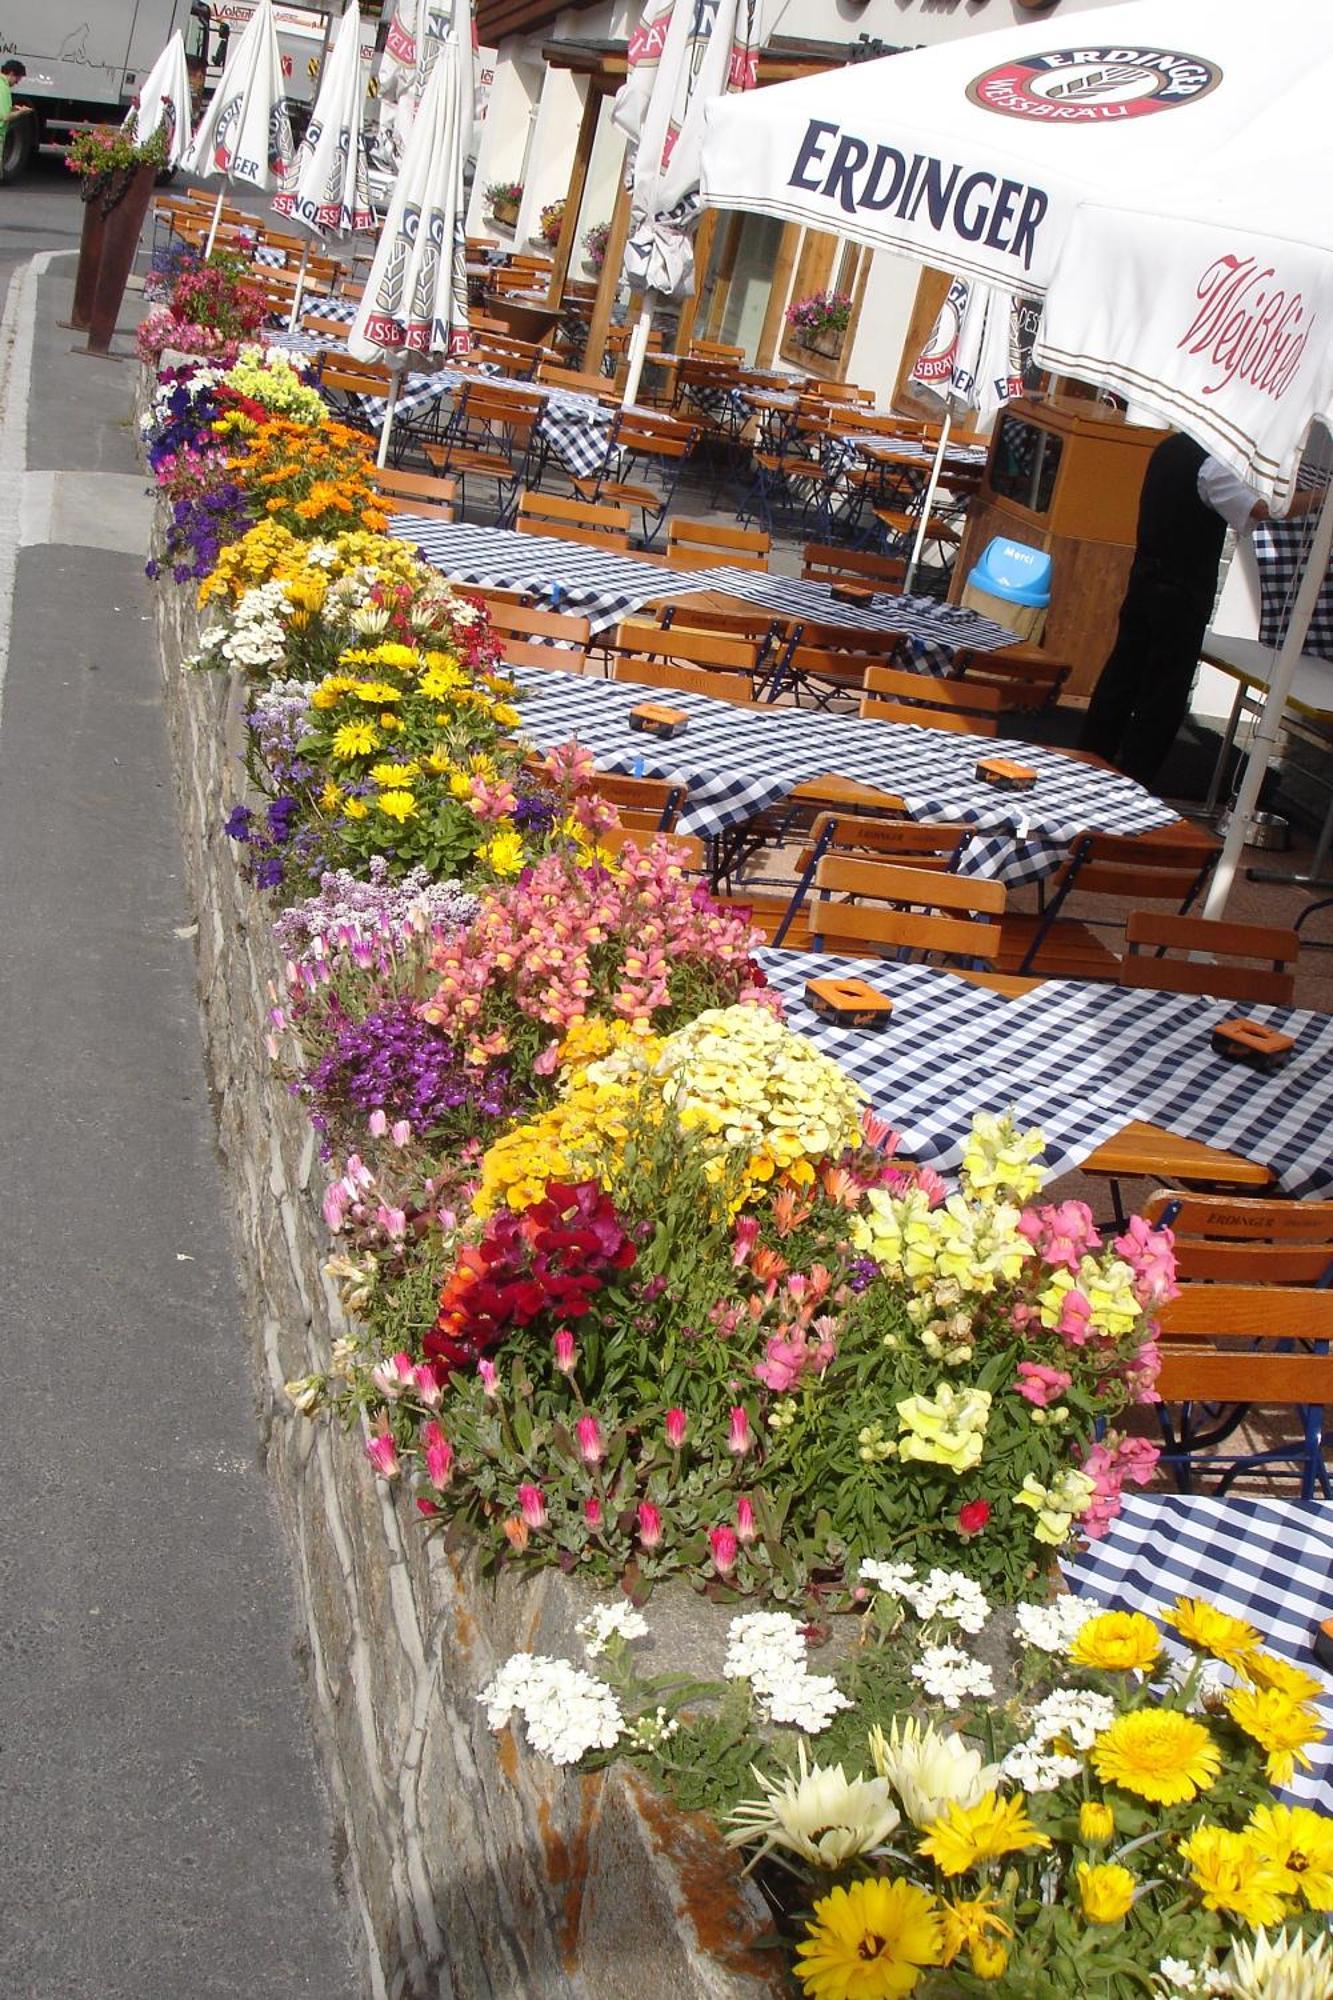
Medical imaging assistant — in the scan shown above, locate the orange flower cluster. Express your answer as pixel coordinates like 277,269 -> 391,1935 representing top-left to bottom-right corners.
227,419 -> 389,539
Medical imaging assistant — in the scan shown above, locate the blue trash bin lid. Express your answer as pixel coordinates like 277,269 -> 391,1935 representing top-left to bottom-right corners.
967,537 -> 1052,608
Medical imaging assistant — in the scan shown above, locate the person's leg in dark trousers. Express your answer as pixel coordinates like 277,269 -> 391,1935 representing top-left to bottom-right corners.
1112,580 -> 1212,789
1081,558 -> 1159,762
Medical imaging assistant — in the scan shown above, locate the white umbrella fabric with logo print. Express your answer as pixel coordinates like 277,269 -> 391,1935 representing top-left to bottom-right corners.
272,4 -> 375,325
348,29 -> 472,465
184,0 -> 294,255
131,31 -> 194,169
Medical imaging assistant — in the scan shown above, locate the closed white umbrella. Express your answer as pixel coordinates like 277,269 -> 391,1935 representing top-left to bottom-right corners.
273,5 -> 375,324
131,31 -> 193,169
614,0 -> 763,409
903,275 -> 1035,589
185,0 -> 294,255
349,30 -> 471,465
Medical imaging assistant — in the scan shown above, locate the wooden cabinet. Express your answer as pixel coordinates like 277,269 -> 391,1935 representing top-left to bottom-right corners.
952,397 -> 1167,697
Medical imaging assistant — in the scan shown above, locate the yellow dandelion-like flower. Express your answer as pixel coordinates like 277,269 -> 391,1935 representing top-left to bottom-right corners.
918,1793 -> 1051,1877
1247,1803 -> 1333,1911
369,761 -> 420,787
343,798 -> 368,819
1180,1824 -> 1290,1928
1091,1710 -> 1220,1806
1069,1610 -> 1163,1675
795,1877 -> 945,2000
1078,1801 -> 1115,1845
330,720 -> 380,759
378,712 -> 402,731
419,662 -> 463,700
1245,1650 -> 1326,1706
319,781 -> 343,813
376,790 -> 418,823
1076,1862 -> 1136,1925
351,680 -> 403,704
939,1894 -> 1011,1967
1226,1686 -> 1326,1787
1163,1597 -> 1261,1670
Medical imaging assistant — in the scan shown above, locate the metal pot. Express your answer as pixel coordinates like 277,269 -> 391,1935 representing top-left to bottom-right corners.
1245,811 -> 1291,852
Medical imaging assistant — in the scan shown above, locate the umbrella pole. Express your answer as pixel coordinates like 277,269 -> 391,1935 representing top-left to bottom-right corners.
203,185 -> 226,259
1202,481 -> 1333,918
905,411 -> 951,594
287,239 -> 312,331
376,370 -> 402,468
621,290 -> 655,410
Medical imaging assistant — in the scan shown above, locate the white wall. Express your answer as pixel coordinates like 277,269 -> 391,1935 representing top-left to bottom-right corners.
765,0 -> 1135,48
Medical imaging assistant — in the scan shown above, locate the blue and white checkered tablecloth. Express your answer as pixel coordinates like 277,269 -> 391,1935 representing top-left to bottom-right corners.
389,520 -> 693,633
677,568 -> 1017,676
758,949 -> 1333,1195
1065,1496 -> 1333,1815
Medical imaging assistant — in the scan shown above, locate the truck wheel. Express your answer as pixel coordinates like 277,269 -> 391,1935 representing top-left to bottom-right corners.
1,113 -> 36,184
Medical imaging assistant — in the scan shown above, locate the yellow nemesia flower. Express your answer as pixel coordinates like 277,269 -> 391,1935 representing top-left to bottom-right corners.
1079,1801 -> 1115,1845
1247,1803 -> 1333,1911
1076,1862 -> 1136,1924
376,790 -> 418,823
483,827 -> 526,878
795,1877 -> 945,2000
1069,1610 -> 1163,1675
918,1793 -> 1051,1877
1179,1824 -> 1290,1928
1091,1710 -> 1220,1806
330,720 -> 380,759
1164,1596 -> 1261,1670
1226,1686 -> 1326,1787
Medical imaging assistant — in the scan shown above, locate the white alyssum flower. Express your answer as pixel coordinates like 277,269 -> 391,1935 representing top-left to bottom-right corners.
999,1742 -> 1083,1793
911,1644 -> 995,1709
1015,1595 -> 1099,1654
723,1612 -> 850,1734
900,1568 -> 991,1636
576,1602 -> 649,1658
1022,1686 -> 1116,1753
480,1653 -> 623,1766
725,1741 -> 900,1869
859,1558 -> 917,1596
764,1670 -> 851,1734
869,1716 -> 1001,1826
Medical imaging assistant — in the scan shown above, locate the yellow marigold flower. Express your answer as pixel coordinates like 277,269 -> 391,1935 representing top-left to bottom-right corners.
1079,1801 -> 1115,1845
939,1894 -> 1011,1967
330,720 -> 380,759
1245,1650 -> 1326,1706
369,761 -> 419,787
1076,1862 -> 1136,1924
1091,1710 -> 1220,1807
1180,1824 -> 1289,1928
1069,1610 -> 1163,1675
970,1939 -> 1008,1981
1226,1686 -> 1326,1787
795,1877 -> 945,2000
918,1793 -> 1051,1877
1247,1803 -> 1333,1911
483,827 -> 526,878
1164,1596 -> 1261,1670
376,790 -> 417,823
319,781 -> 342,813
351,681 -> 403,704
419,661 -> 463,699
493,701 -> 522,727
343,798 -> 368,819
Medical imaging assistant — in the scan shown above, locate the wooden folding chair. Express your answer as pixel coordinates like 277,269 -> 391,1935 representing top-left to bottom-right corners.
610,617 -> 765,696
589,772 -> 684,833
570,409 -> 699,547
487,602 -> 591,673
807,855 -> 1006,967
369,467 -> 457,522
537,361 -> 615,399
515,489 -> 632,550
612,658 -> 756,707
860,664 -> 1003,736
424,382 -> 543,520
951,643 -> 1071,713
1119,912 -> 1299,1007
994,822 -> 1222,981
801,542 -> 906,592
665,517 -> 771,572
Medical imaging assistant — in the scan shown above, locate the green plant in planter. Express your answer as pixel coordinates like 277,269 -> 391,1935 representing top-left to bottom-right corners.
64,121 -> 168,205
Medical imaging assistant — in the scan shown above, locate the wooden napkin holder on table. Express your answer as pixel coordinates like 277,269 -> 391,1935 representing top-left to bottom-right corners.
829,582 -> 880,607
976,756 -> 1037,792
628,702 -> 689,739
1210,1017 -> 1295,1072
805,976 -> 895,1029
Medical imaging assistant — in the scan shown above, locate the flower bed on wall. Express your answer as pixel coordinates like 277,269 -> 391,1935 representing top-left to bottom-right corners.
139,280 -> 1333,2000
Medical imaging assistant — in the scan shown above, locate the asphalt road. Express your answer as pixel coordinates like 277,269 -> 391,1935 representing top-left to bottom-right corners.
0,170 -> 358,1998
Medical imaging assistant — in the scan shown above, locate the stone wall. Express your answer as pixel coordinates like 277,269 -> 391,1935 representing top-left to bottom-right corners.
148,495 -> 778,2000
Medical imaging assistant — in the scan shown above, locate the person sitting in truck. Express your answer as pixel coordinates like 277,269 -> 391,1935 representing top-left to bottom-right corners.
0,61 -> 32,148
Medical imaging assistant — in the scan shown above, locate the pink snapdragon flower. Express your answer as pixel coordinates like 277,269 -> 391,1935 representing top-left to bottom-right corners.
1018,1200 -> 1101,1272
1055,1287 -> 1093,1345
1079,1434 -> 1161,1539
1014,1360 -> 1073,1408
1114,1215 -> 1180,1307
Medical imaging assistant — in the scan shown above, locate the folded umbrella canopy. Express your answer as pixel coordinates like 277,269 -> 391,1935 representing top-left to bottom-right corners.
702,0 -> 1333,912
131,30 -> 193,170
349,29 -> 472,465
184,0 -> 294,254
272,4 -> 375,324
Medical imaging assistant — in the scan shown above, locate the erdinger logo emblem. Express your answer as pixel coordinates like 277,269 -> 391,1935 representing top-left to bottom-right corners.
968,47 -> 1221,123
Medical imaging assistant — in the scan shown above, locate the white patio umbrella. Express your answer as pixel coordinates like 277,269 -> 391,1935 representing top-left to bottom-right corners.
702,0 -> 1333,911
272,5 -> 375,326
348,29 -> 472,465
184,0 -> 294,256
903,274 -> 1036,589
613,0 -> 763,410
131,30 -> 193,169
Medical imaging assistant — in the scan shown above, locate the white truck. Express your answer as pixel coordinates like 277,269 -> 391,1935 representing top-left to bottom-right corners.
203,2 -> 383,139
0,1 -> 209,181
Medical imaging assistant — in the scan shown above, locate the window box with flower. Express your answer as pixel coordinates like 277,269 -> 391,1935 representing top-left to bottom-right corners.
785,290 -> 854,360
486,179 -> 523,228
583,221 -> 610,274
538,199 -> 566,251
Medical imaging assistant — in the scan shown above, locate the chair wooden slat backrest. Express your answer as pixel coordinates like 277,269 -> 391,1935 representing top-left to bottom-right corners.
860,664 -> 1002,737
1043,824 -> 1221,916
1120,911 -> 1298,1007
1155,1284 -> 1333,1404
803,811 -> 968,874
515,489 -> 632,549
951,643 -> 1071,712
801,542 -> 906,592
369,467 -> 457,522
589,771 -> 684,832
487,601 -> 590,673
1144,1191 -> 1333,1285
612,658 -> 756,706
612,617 -> 761,678
810,855 -> 1006,965
665,517 -> 771,572
690,339 -> 745,362
537,361 -> 614,399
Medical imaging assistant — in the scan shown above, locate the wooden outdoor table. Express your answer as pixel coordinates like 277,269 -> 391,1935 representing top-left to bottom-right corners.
483,295 -> 561,342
